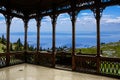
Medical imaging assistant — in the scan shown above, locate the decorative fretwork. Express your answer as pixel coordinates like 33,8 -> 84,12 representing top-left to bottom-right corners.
76,0 -> 95,7
100,57 -> 120,76
75,55 -> 97,73
0,54 -> 6,67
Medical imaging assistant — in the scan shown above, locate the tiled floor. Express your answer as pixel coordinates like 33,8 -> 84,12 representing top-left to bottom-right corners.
0,64 -> 118,80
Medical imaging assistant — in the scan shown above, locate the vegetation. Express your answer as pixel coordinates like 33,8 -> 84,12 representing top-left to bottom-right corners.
75,41 -> 120,57
0,35 -> 36,52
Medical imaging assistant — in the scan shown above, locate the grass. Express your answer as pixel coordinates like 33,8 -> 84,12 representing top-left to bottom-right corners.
74,41 -> 120,58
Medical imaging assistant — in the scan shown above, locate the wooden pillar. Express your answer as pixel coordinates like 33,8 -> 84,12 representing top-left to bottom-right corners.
69,11 -> 77,71
23,19 -> 29,52
69,4 -> 79,70
92,1 -> 104,57
50,14 -> 58,68
5,15 -> 12,66
69,0 -> 79,71
36,17 -> 41,52
92,1 -> 104,73
35,17 -> 41,64
96,11 -> 101,57
23,19 -> 29,62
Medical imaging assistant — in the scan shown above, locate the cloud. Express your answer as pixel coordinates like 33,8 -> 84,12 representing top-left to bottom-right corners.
57,14 -> 71,24
80,13 -> 91,16
76,15 -> 95,25
42,16 -> 51,22
0,14 -> 4,17
105,18 -> 120,24
101,15 -> 120,24
117,6 -> 120,8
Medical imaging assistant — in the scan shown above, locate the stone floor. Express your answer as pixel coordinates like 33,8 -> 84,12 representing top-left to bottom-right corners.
0,64 -> 118,80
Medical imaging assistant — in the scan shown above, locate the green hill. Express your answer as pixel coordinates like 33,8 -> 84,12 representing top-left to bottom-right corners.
75,41 -> 120,58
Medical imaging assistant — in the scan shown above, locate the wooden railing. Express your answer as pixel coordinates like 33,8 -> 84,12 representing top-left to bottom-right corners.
26,52 -> 35,64
9,52 -> 25,65
56,52 -> 71,65
75,54 -> 120,78
75,55 -> 97,73
0,52 -> 24,67
0,51 -> 120,78
38,52 -> 53,67
100,57 -> 120,77
26,52 -> 53,67
0,53 -> 6,67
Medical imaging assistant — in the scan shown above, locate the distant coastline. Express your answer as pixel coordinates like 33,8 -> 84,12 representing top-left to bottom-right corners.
0,31 -> 120,49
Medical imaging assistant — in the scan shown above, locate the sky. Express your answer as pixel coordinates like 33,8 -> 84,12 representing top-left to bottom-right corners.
0,5 -> 120,34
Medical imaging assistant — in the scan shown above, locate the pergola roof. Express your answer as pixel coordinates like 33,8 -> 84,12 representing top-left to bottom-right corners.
0,0 -> 120,19
10,0 -> 69,14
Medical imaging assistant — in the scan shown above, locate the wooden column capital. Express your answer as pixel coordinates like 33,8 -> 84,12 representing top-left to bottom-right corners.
23,19 -> 29,28
5,15 -> 13,25
35,17 -> 42,26
50,14 -> 58,26
68,10 -> 79,23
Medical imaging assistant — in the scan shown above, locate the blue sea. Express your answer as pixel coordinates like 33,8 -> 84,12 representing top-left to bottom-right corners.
0,31 -> 120,49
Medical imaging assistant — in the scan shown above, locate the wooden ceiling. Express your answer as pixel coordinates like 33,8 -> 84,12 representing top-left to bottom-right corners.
0,0 -> 120,19
8,0 -> 70,13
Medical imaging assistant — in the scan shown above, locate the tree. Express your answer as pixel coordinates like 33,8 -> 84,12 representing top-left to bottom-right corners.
15,38 -> 23,51
17,38 -> 23,47
1,35 -> 6,45
10,44 -> 13,51
29,45 -> 35,51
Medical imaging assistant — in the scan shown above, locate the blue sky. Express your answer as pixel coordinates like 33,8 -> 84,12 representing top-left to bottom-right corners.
0,5 -> 120,34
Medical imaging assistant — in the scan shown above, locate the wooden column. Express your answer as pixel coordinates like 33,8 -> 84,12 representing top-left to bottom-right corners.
69,11 -> 78,71
5,15 -> 12,66
96,11 -> 101,57
92,1 -> 104,73
69,0 -> 79,71
92,2 -> 104,57
50,14 -> 58,68
95,9 -> 101,74
23,19 -> 29,62
35,17 -> 41,64
23,19 -> 29,52
36,17 -> 41,52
